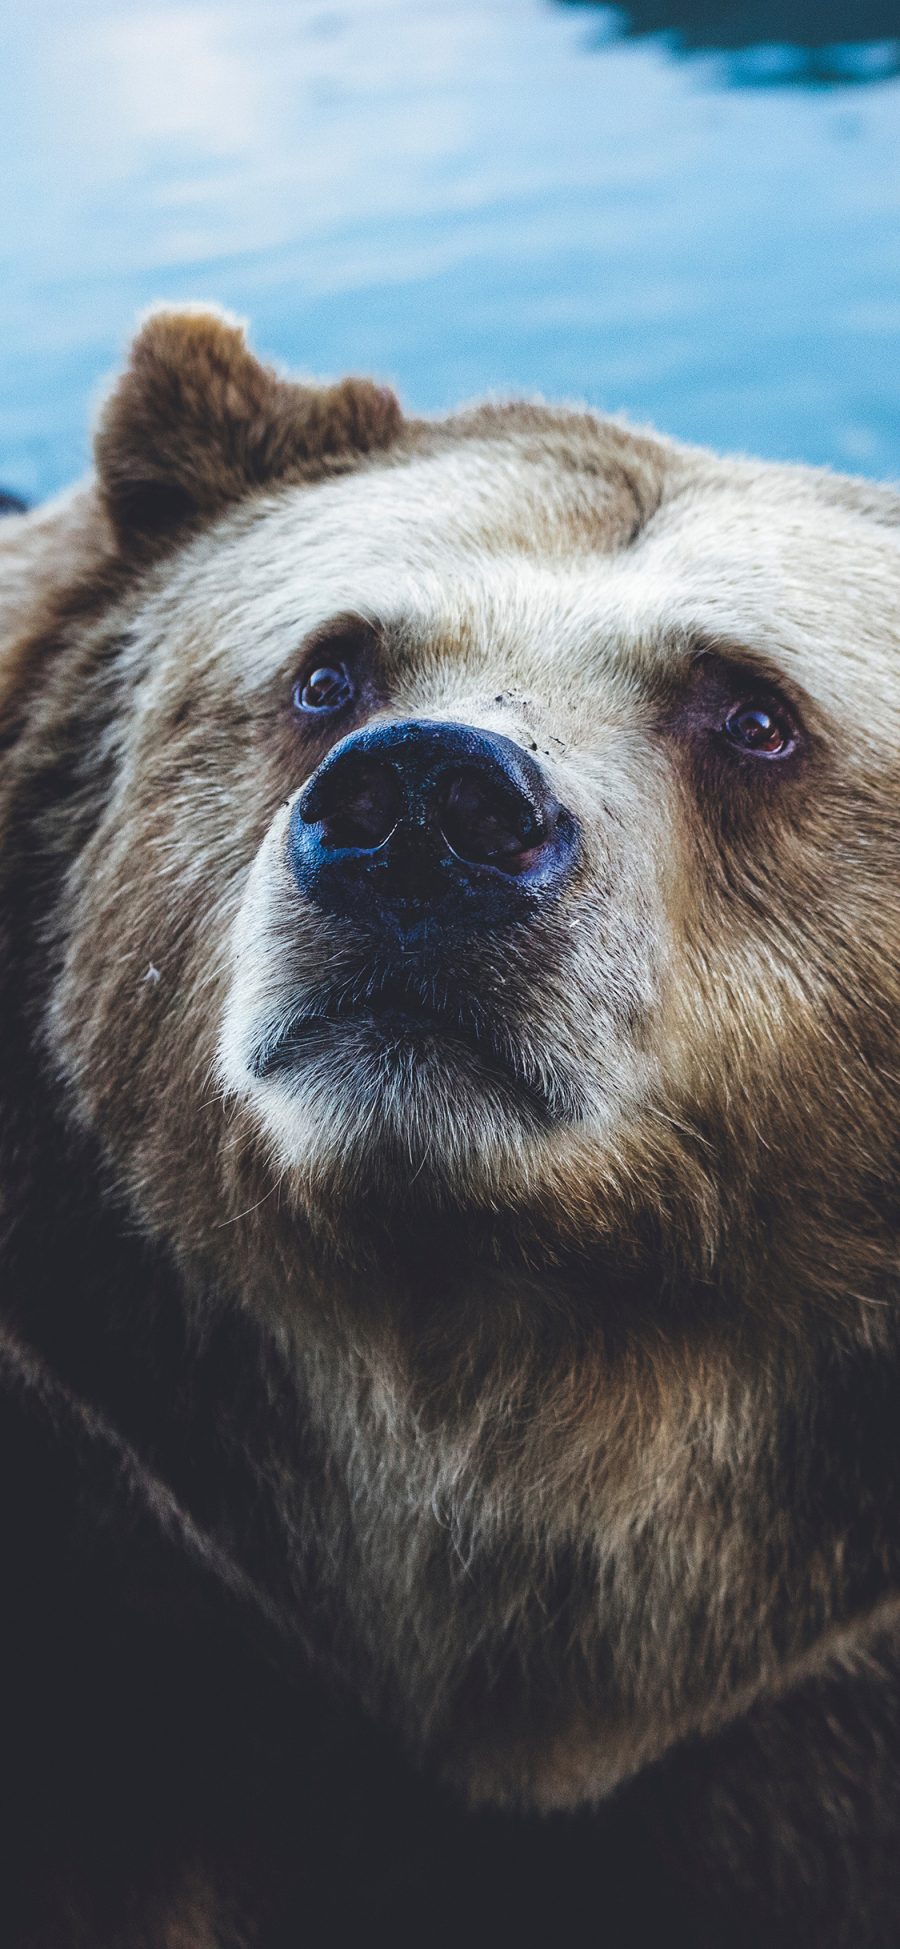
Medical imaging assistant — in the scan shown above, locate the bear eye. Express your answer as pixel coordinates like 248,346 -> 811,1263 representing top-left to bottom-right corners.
293,662 -> 355,716
723,699 -> 797,759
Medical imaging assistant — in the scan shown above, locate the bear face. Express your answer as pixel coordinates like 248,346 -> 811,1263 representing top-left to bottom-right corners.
4,310 -> 900,1814
46,317 -> 897,1305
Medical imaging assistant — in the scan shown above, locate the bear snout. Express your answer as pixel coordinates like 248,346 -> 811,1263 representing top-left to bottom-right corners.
288,717 -> 580,941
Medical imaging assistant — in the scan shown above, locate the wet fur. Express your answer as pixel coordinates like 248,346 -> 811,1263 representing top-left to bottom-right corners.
1,309 -> 899,1943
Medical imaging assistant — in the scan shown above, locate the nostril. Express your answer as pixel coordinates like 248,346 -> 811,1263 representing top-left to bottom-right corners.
439,768 -> 548,871
309,761 -> 402,852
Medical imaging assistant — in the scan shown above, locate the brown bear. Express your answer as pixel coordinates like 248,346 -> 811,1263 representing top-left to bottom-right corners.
0,306 -> 898,1947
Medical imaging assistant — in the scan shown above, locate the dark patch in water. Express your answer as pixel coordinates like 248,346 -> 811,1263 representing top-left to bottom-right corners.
559,1 -> 900,86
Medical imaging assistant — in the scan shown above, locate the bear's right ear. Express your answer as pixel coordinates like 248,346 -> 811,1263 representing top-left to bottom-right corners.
94,307 -> 403,560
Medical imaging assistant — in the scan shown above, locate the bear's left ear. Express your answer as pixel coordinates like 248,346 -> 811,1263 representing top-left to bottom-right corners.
94,307 -> 403,559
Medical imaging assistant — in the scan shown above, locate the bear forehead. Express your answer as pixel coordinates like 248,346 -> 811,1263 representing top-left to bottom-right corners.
142,430 -> 900,737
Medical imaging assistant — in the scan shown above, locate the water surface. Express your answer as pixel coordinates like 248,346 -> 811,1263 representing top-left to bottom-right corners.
2,0 -> 899,499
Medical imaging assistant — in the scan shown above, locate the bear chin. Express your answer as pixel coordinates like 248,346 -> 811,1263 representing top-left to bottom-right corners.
227,1025 -> 573,1208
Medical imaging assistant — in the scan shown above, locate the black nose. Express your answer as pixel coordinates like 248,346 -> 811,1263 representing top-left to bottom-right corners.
288,720 -> 578,936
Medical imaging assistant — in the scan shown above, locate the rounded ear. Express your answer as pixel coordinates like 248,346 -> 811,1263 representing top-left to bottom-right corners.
94,307 -> 403,559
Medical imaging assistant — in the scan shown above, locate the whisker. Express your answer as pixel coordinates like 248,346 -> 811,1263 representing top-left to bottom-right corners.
214,1168 -> 289,1228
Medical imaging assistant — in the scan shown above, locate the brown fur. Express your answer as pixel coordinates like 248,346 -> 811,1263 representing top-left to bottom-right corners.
1,308 -> 899,1944
95,306 -> 401,554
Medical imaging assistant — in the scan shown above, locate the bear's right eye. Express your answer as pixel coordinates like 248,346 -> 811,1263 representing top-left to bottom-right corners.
291,615 -> 379,720
293,662 -> 355,715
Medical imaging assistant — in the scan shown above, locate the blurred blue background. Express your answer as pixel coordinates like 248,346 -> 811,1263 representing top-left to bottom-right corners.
2,0 -> 900,501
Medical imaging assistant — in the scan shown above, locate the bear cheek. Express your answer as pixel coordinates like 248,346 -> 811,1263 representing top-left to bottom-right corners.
47,804 -> 240,1238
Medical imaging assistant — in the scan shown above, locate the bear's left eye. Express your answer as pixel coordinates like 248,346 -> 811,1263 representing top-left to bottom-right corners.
293,662 -> 355,715
723,699 -> 797,759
